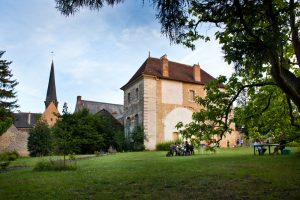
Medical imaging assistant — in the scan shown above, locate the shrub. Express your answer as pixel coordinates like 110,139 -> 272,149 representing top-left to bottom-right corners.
156,141 -> 173,151
156,139 -> 183,151
0,160 -> 10,170
204,146 -> 216,153
125,126 -> 146,151
287,141 -> 300,147
0,151 -> 19,161
0,151 -> 20,170
33,159 -> 77,171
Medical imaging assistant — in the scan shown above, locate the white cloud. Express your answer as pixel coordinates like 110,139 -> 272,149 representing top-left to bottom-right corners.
0,0 -> 234,113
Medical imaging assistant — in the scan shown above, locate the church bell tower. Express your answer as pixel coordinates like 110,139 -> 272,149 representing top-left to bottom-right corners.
44,60 -> 58,109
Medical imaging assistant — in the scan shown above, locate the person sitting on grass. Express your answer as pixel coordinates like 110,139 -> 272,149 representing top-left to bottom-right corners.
274,138 -> 286,155
254,139 -> 267,155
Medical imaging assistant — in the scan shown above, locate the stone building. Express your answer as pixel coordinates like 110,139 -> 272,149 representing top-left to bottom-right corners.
74,96 -> 123,123
121,55 -> 240,150
0,61 -> 59,156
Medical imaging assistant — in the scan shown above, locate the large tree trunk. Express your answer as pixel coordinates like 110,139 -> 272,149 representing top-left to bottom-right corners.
270,55 -> 300,111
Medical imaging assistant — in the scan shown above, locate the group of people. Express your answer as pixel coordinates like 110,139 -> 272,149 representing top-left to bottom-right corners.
254,138 -> 286,155
166,141 -> 194,156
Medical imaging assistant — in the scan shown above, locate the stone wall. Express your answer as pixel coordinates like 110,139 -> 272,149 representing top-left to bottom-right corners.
0,125 -> 29,156
123,78 -> 144,136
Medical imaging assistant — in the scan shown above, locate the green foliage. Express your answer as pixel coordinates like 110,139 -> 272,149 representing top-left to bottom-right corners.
125,126 -> 146,151
235,83 -> 300,142
33,158 -> 77,171
0,160 -> 10,170
176,76 -> 235,146
0,151 -> 19,169
287,141 -> 300,147
2,150 -> 300,199
0,51 -> 18,135
204,146 -> 216,153
156,139 -> 182,151
52,107 -> 124,156
28,120 -> 53,157
94,110 -> 125,152
156,141 -> 174,151
0,151 -> 19,161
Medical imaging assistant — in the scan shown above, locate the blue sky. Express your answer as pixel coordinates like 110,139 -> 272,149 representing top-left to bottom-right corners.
0,0 -> 233,113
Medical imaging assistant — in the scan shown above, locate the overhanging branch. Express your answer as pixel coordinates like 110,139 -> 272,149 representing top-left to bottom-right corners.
215,81 -> 276,145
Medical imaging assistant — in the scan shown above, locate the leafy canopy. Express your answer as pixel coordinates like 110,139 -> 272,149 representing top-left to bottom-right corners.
28,119 -> 52,157
0,51 -> 18,134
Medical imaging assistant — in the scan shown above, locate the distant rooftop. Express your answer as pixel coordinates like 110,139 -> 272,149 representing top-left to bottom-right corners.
13,112 -> 41,129
75,96 -> 123,123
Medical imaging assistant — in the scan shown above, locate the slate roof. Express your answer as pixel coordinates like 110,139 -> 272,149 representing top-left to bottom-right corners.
96,109 -> 124,129
45,61 -> 58,108
75,98 -> 123,121
121,57 -> 218,89
13,112 -> 41,129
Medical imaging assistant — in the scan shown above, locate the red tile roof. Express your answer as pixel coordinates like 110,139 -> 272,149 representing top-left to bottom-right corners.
121,57 -> 217,89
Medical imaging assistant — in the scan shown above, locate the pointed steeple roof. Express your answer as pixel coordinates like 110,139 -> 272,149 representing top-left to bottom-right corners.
45,60 -> 58,109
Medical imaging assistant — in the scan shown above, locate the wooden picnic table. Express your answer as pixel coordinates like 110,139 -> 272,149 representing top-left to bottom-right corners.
253,143 -> 279,155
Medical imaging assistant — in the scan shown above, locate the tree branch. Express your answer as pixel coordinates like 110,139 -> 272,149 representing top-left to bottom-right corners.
289,0 -> 300,67
286,96 -> 300,129
233,0 -> 268,49
244,93 -> 273,120
215,81 -> 276,145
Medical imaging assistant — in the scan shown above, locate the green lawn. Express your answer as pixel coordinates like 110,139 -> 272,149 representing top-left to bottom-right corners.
1,148 -> 300,200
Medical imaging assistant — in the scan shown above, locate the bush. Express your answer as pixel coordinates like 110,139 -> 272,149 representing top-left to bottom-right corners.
0,151 -> 19,161
156,139 -> 183,151
0,151 -> 19,170
125,126 -> 146,151
33,159 -> 77,171
156,141 -> 173,151
0,160 -> 10,170
204,146 -> 216,153
287,141 -> 300,147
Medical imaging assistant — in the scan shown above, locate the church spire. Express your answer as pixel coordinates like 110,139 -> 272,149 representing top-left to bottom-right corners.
45,60 -> 58,109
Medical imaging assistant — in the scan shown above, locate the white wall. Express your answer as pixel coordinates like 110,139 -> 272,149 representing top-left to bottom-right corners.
163,107 -> 193,141
143,78 -> 157,150
161,80 -> 183,104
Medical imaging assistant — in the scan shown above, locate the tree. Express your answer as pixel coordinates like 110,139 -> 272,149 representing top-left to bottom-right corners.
94,109 -> 125,151
28,119 -> 53,157
55,0 -> 300,108
235,83 -> 300,142
55,0 -> 300,143
0,51 -> 18,134
125,126 -> 145,151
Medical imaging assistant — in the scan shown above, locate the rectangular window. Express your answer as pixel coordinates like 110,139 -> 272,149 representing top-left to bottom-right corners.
136,88 -> 139,100
128,93 -> 131,103
189,90 -> 195,102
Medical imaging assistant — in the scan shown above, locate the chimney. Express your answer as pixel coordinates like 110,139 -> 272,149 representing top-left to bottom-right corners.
77,96 -> 82,103
193,64 -> 201,82
160,54 -> 169,77
28,112 -> 31,125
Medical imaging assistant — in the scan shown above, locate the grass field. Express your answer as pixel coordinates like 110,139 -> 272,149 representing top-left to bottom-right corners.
1,147 -> 300,200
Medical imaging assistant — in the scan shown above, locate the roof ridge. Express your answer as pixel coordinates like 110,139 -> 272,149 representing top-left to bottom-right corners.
81,99 -> 123,106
